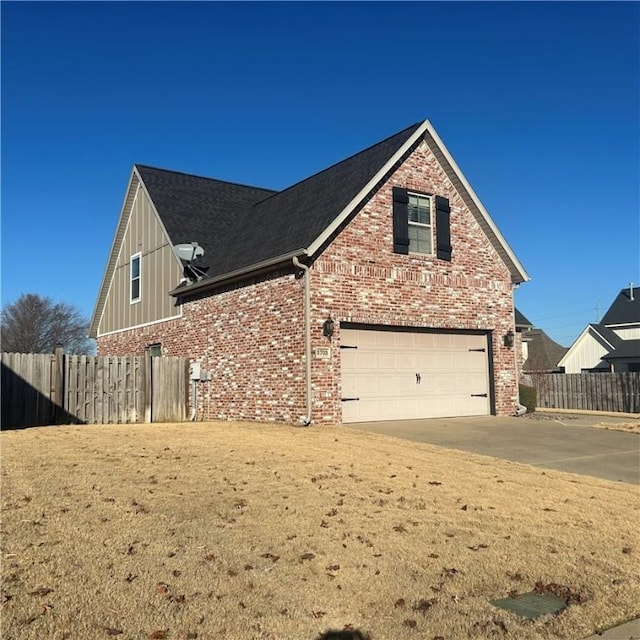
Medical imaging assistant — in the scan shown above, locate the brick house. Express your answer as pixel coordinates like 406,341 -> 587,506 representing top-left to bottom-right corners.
90,120 -> 529,424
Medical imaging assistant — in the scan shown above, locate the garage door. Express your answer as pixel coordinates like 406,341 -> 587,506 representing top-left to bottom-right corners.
340,328 -> 491,423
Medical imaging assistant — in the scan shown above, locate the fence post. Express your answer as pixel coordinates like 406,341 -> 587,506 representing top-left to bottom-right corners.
143,347 -> 152,423
52,345 -> 65,423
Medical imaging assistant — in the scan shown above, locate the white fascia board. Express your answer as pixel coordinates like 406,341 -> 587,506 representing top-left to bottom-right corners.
588,325 -> 616,349
558,325 -> 614,367
305,119 -> 529,285
306,121 -> 431,257
424,121 -> 530,284
605,322 -> 640,328
89,169 -> 139,338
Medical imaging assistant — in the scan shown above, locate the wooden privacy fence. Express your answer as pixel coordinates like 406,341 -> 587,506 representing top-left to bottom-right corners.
524,372 -> 640,414
1,349 -> 189,429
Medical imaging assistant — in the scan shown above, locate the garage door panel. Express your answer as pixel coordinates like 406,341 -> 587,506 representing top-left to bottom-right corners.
341,328 -> 490,423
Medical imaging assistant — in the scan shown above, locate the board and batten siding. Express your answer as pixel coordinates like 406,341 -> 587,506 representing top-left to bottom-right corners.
98,186 -> 182,336
612,326 -> 640,340
561,330 -> 610,373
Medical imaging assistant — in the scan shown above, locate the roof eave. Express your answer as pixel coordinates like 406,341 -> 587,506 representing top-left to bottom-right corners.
305,121 -> 430,257
305,119 -> 529,285
423,121 -> 530,285
170,248 -> 309,298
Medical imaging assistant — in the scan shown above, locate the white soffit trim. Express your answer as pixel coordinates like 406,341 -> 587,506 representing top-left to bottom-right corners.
306,121 -> 430,257
424,121 -> 530,284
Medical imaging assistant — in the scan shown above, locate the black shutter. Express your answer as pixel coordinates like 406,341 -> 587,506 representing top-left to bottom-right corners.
435,195 -> 452,261
392,187 -> 409,254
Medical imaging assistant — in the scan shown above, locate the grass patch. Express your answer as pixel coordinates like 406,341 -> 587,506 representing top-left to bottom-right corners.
1,422 -> 638,639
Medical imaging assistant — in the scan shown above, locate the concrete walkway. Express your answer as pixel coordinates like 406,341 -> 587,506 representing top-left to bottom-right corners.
347,414 -> 640,484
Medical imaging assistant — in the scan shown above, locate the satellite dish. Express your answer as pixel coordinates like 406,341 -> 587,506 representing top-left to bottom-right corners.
173,242 -> 205,263
173,242 -> 208,285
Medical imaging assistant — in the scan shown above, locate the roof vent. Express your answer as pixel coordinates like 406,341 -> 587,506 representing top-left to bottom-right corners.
173,242 -> 208,284
630,282 -> 635,301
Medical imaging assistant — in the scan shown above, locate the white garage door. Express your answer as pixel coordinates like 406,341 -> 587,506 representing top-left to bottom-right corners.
340,328 -> 491,423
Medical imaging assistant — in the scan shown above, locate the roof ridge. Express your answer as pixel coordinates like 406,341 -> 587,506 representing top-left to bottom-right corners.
135,164 -> 277,194
251,122 -> 423,207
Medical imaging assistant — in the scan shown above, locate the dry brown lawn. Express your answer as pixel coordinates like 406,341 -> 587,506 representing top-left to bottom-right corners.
593,421 -> 640,434
1,422 -> 638,640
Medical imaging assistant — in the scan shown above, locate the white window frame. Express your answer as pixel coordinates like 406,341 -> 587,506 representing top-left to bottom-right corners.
130,252 -> 141,304
407,192 -> 434,255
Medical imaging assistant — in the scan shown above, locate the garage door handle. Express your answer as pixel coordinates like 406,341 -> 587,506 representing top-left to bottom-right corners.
471,393 -> 488,397
416,373 -> 421,384
341,397 -> 360,402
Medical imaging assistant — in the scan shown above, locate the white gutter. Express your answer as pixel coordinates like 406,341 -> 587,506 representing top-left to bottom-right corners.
292,256 -> 312,426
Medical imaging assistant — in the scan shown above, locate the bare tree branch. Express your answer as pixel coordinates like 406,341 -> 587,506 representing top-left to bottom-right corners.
1,294 -> 94,354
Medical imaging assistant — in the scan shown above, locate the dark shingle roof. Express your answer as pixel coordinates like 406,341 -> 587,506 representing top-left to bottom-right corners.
515,308 -> 533,329
591,323 -> 622,349
237,123 -> 423,272
522,329 -> 567,372
601,287 -> 640,326
136,166 -> 277,274
604,339 -> 640,360
138,123 -> 422,279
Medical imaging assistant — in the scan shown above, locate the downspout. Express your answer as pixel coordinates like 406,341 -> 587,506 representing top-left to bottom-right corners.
512,290 -> 527,417
189,380 -> 197,421
293,256 -> 312,425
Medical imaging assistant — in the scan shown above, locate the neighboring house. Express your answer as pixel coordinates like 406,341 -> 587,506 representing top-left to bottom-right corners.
513,308 -> 566,374
90,120 -> 529,424
514,308 -> 533,379
558,285 -> 640,373
522,329 -> 567,374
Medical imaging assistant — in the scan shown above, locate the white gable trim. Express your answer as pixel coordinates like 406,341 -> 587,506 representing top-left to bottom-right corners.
89,166 -> 183,338
306,122 -> 429,257
605,322 -> 640,329
558,324 -> 615,368
305,119 -> 529,284
424,122 -> 529,284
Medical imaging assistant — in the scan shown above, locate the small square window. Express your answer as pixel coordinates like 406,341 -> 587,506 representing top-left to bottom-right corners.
149,343 -> 162,357
131,254 -> 141,303
408,194 -> 433,254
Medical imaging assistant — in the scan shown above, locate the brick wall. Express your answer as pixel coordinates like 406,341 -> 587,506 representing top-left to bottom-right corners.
98,271 -> 308,423
98,139 -> 520,424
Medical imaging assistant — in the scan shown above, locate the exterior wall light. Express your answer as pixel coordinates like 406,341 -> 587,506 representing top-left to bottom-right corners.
503,330 -> 515,348
323,316 -> 335,339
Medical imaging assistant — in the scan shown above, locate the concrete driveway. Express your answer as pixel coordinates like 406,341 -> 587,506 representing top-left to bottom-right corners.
347,414 -> 640,484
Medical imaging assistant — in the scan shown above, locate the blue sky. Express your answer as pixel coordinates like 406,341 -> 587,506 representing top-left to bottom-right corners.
2,1 -> 638,347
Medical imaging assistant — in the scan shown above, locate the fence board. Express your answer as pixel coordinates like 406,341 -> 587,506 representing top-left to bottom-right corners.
151,357 -> 188,422
2,351 -> 188,428
525,372 -> 640,414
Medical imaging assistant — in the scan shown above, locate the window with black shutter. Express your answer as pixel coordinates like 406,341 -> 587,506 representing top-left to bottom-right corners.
392,187 -> 452,261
